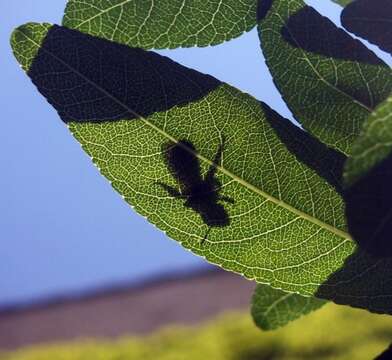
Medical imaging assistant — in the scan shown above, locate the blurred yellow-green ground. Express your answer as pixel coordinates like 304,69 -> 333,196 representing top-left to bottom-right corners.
1,303 -> 391,360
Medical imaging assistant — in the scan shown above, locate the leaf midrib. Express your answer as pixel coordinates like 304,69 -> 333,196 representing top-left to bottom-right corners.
18,26 -> 352,243
67,0 -> 132,29
262,292 -> 292,317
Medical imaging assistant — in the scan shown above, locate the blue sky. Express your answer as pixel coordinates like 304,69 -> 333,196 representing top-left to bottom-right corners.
0,0 -> 379,306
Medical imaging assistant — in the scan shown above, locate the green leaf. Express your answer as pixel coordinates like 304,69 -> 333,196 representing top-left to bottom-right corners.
62,0 -> 257,49
257,0 -> 392,155
11,23 -> 392,315
343,95 -> 392,257
331,0 -> 354,6
341,0 -> 392,55
251,284 -> 327,330
345,95 -> 392,186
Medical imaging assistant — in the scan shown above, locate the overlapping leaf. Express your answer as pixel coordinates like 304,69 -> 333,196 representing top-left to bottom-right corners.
341,0 -> 392,55
257,0 -> 392,155
251,284 -> 326,330
345,95 -> 392,185
331,0 -> 354,6
62,0 -> 257,49
11,23 -> 392,314
344,95 -> 392,257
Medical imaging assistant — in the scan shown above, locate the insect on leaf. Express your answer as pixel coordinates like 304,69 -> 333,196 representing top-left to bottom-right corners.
158,139 -> 234,242
10,23 -> 392,315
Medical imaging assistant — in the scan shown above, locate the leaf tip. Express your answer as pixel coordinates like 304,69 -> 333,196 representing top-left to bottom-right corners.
10,22 -> 52,72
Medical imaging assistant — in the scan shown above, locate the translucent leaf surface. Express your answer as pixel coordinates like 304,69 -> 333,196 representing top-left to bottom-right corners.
62,0 -> 257,49
341,0 -> 392,55
10,23 -> 392,314
257,0 -> 392,155
251,284 -> 326,330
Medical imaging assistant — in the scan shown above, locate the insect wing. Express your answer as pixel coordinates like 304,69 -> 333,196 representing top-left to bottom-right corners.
163,140 -> 203,192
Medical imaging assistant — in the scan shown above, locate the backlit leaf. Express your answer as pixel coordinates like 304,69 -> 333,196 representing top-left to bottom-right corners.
10,23 -> 392,314
345,95 -> 392,186
62,0 -> 257,49
331,0 -> 354,6
251,284 -> 326,330
257,0 -> 392,155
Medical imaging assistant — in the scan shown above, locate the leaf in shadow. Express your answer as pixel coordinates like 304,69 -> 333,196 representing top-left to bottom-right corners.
282,5 -> 384,66
24,24 -> 221,123
375,344 -> 392,360
12,22 -> 392,315
317,96 -> 392,309
256,0 -> 273,21
62,0 -> 258,49
316,247 -> 392,314
341,0 -> 392,55
344,153 -> 392,257
263,103 -> 346,195
257,0 -> 392,155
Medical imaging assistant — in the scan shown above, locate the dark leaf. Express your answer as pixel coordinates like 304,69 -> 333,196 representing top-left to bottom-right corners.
375,344 -> 392,360
342,0 -> 392,55
344,96 -> 392,258
11,22 -> 392,314
257,0 -> 392,155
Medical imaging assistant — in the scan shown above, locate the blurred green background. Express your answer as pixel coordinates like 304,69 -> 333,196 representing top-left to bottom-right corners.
2,304 -> 392,360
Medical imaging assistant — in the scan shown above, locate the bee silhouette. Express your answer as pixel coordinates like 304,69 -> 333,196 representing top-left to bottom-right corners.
157,139 -> 234,244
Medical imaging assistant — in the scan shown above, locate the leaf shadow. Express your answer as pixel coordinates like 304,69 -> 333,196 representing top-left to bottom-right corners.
27,25 -> 221,123
24,22 -> 392,307
261,102 -> 346,196
315,246 -> 392,314
264,102 -> 392,308
344,153 -> 392,258
342,0 -> 392,55
279,5 -> 386,68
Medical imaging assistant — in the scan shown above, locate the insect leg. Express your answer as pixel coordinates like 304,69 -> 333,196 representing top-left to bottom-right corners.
156,182 -> 183,198
219,195 -> 235,204
205,139 -> 224,183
